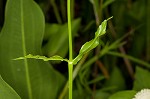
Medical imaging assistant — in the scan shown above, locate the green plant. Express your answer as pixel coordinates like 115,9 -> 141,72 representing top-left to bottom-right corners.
15,9 -> 112,99
14,0 -> 113,98
1,0 -> 150,99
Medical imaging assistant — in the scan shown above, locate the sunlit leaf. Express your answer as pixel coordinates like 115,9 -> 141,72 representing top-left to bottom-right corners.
73,17 -> 112,65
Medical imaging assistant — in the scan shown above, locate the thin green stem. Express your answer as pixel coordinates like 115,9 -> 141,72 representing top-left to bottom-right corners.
59,54 -> 88,99
68,0 -> 73,61
68,63 -> 73,99
67,0 -> 73,99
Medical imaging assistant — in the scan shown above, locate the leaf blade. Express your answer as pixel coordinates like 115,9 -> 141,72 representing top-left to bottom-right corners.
0,0 -> 65,99
73,17 -> 112,65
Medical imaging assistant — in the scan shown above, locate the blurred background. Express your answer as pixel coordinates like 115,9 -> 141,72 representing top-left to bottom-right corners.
0,0 -> 150,99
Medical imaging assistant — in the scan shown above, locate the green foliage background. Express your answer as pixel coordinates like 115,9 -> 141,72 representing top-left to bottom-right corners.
0,0 -> 150,99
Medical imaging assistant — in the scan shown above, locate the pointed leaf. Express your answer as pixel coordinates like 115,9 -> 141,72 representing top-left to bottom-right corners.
95,20 -> 107,37
73,39 -> 99,64
0,76 -> 21,99
73,17 -> 112,65
0,0 -> 65,99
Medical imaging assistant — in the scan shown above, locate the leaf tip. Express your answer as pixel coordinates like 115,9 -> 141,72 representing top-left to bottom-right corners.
12,57 -> 25,60
107,16 -> 113,21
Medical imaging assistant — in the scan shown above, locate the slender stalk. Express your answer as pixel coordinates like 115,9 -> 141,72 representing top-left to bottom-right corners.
68,63 -> 73,99
59,54 -> 88,99
67,0 -> 73,99
68,0 -> 72,60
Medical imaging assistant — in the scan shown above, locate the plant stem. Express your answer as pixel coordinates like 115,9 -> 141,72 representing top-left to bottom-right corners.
68,0 -> 72,60
67,0 -> 73,98
68,63 -> 73,99
59,54 -> 88,99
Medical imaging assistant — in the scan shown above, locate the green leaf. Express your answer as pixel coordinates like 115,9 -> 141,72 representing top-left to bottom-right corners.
42,18 -> 81,58
95,20 -> 107,37
108,90 -> 136,99
73,17 -> 112,65
43,23 -> 61,40
0,0 -> 65,99
133,67 -> 150,90
14,54 -> 68,62
0,76 -> 21,99
104,67 -> 126,92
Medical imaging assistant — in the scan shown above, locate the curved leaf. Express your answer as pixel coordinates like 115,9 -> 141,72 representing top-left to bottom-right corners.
0,76 -> 21,99
0,0 -> 65,99
73,17 -> 112,65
